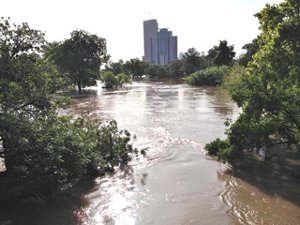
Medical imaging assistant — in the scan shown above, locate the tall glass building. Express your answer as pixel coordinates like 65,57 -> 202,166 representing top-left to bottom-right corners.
143,20 -> 177,65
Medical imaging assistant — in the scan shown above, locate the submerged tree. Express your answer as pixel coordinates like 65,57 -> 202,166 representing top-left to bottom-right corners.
50,30 -> 109,92
100,71 -> 131,88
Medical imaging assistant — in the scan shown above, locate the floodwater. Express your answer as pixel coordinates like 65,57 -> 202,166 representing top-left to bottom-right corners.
71,80 -> 239,225
1,79 -> 300,225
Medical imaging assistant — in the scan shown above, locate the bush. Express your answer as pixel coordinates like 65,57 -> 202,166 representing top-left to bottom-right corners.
100,71 -> 118,88
184,66 -> 229,86
204,138 -> 230,155
217,146 -> 237,163
205,138 -> 238,163
100,71 -> 132,88
0,113 -> 144,204
116,73 -> 132,86
222,64 -> 247,101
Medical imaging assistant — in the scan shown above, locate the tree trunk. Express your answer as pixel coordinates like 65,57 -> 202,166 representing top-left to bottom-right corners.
77,81 -> 82,94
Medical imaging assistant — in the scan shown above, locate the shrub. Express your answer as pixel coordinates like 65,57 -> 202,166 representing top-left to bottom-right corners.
100,71 -> 118,88
222,64 -> 246,99
116,73 -> 132,86
184,66 -> 229,86
100,71 -> 132,88
204,138 -> 230,155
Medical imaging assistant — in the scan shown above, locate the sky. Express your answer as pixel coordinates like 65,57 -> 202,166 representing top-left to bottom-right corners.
1,0 -> 283,61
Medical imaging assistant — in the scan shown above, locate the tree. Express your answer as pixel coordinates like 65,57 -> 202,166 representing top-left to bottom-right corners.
208,40 -> 236,66
167,60 -> 186,77
182,48 -> 209,75
207,0 -> 300,162
0,18 -> 143,204
51,30 -> 108,93
222,64 -> 247,93
100,71 -> 131,88
184,66 -> 230,86
116,73 -> 132,86
145,64 -> 169,77
123,58 -> 148,78
105,59 -> 124,75
238,38 -> 259,67
0,17 -> 66,173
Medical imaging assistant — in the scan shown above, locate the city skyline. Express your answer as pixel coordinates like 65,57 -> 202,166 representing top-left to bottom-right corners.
143,19 -> 178,64
1,0 -> 282,61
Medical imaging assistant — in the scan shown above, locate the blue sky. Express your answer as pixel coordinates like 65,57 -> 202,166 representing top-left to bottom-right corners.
1,0 -> 282,61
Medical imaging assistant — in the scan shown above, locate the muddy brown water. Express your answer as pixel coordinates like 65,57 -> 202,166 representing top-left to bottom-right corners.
1,79 -> 299,225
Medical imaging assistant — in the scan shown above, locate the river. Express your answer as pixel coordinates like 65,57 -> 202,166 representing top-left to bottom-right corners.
1,79 -> 299,225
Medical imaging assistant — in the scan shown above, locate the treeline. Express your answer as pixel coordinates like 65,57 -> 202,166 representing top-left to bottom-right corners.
106,39 -> 247,79
205,0 -> 300,163
184,38 -> 258,86
0,18 -> 144,206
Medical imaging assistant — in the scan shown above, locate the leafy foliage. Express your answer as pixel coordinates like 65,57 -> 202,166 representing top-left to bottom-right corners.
1,113 -> 142,201
49,30 -> 108,92
105,60 -> 124,75
116,73 -> 132,86
182,48 -> 210,74
238,38 -> 259,67
123,58 -> 148,78
222,64 -> 246,93
184,66 -> 229,86
207,40 -> 236,66
206,0 -> 300,163
204,138 -> 237,163
100,71 -> 131,88
0,18 -> 143,204
145,63 -> 170,77
205,138 -> 230,155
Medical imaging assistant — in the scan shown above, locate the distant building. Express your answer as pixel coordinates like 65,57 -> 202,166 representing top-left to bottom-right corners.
143,19 -> 177,65
143,19 -> 159,64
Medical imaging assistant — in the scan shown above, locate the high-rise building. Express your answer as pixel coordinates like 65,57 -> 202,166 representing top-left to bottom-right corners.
143,19 -> 159,64
169,36 -> 178,62
143,19 -> 177,65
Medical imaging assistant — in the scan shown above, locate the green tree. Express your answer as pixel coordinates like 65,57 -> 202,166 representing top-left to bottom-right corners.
0,17 -> 66,173
184,66 -> 229,86
238,38 -> 259,67
100,71 -> 118,88
105,59 -> 124,75
222,64 -> 246,93
167,60 -> 186,77
116,73 -> 132,86
123,58 -> 148,78
208,0 -> 300,162
50,30 -> 108,93
145,64 -> 169,77
0,18 -> 143,203
208,40 -> 236,66
182,48 -> 210,75
100,71 -> 131,88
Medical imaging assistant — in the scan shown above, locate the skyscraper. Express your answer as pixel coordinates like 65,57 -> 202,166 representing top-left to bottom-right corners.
143,19 -> 177,65
143,19 -> 159,64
